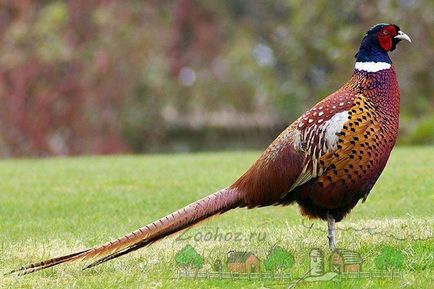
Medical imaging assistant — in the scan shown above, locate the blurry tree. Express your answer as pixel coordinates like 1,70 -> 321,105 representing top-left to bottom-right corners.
0,0 -> 433,157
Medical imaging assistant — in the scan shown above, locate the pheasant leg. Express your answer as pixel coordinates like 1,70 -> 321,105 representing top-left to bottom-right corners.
327,213 -> 336,250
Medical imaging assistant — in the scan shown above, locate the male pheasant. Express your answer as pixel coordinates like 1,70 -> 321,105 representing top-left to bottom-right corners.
10,23 -> 411,275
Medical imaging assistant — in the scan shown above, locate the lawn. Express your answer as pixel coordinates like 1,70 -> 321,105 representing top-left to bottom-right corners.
0,147 -> 433,289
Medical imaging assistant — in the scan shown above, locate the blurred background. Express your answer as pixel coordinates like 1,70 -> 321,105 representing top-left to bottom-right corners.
0,0 -> 433,158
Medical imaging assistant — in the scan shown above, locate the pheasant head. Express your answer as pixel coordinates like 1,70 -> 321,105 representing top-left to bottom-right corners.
355,23 -> 411,69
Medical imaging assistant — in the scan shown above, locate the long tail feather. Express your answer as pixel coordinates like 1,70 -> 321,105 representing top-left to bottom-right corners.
8,188 -> 242,275
8,250 -> 90,275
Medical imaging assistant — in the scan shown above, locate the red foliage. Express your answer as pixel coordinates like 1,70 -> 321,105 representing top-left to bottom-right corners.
168,0 -> 221,76
0,0 -> 129,157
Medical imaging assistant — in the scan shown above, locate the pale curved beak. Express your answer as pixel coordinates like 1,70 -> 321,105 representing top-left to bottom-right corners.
395,30 -> 412,43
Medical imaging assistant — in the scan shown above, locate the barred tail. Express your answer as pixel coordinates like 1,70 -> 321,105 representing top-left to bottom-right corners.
9,188 -> 242,275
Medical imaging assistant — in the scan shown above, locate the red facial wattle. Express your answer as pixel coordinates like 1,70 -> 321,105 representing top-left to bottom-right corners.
377,25 -> 397,51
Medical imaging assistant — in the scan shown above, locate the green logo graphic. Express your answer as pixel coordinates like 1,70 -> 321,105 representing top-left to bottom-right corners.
264,245 -> 294,273
173,244 -> 404,284
175,244 -> 204,270
212,258 -> 223,272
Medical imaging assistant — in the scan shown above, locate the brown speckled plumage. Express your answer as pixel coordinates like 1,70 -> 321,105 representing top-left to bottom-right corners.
292,68 -> 400,221
10,23 -> 410,275
232,67 -> 400,222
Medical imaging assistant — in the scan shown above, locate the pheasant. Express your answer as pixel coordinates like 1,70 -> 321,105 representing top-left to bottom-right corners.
10,23 -> 411,275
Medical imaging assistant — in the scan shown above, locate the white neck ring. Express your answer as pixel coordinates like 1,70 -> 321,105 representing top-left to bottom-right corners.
355,62 -> 391,72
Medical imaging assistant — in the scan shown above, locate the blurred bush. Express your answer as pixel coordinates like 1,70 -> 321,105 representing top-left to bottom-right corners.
401,116 -> 434,145
0,0 -> 433,157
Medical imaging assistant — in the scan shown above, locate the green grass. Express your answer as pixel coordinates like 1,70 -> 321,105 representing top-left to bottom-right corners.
0,147 -> 433,288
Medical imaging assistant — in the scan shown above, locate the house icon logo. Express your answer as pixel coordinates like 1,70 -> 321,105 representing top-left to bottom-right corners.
226,251 -> 260,273
306,248 -> 364,282
330,248 -> 363,273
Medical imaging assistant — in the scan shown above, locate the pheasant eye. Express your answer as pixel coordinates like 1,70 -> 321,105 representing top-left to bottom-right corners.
382,30 -> 388,35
